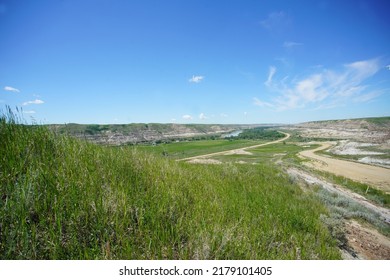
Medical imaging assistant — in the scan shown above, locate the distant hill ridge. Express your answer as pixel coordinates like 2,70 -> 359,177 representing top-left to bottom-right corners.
48,117 -> 389,145
297,116 -> 390,129
292,116 -> 390,143
48,123 -> 261,145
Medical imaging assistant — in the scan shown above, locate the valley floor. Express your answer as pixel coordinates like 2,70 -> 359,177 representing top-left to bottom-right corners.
2,115 -> 389,260
177,135 -> 390,259
178,131 -> 291,162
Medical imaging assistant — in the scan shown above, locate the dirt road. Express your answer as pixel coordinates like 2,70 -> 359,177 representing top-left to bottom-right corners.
178,132 -> 290,162
299,143 -> 390,192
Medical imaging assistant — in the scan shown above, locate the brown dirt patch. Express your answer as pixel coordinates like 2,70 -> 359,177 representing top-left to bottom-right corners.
224,149 -> 253,155
187,158 -> 222,164
345,220 -> 390,260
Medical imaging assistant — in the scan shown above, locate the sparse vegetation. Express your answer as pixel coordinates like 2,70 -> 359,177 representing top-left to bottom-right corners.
360,116 -> 390,126
0,109 -> 341,259
316,188 -> 390,238
312,170 -> 390,208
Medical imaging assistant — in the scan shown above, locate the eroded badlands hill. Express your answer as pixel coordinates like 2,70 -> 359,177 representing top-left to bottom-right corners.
49,123 -> 259,145
291,117 -> 390,143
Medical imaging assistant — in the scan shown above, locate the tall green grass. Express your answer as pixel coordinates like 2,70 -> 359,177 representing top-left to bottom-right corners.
0,109 -> 340,259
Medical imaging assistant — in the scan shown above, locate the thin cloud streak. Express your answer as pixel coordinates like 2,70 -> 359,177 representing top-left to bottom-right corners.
253,98 -> 275,109
182,114 -> 193,120
264,66 -> 276,87
188,75 -> 204,83
23,110 -> 36,114
22,99 -> 44,106
4,86 -> 20,93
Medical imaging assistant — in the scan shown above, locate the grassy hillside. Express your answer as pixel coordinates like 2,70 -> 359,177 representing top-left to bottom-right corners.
364,116 -> 390,125
0,110 -> 340,259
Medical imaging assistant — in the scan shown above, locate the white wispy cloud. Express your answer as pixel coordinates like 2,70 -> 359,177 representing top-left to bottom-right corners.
22,99 -> 44,106
256,58 -> 382,111
220,113 -> 228,118
253,98 -> 275,109
182,114 -> 193,120
4,86 -> 20,93
283,41 -> 303,48
199,113 -> 208,120
385,65 -> 390,70
264,66 -> 276,87
352,91 -> 383,103
188,75 -> 204,83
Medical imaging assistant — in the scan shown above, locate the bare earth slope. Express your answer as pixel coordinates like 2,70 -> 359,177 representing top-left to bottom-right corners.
291,117 -> 390,143
345,220 -> 390,260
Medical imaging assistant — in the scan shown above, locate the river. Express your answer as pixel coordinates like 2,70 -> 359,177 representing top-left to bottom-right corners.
221,130 -> 243,138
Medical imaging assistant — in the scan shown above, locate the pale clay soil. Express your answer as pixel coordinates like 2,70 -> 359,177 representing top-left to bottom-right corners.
327,140 -> 384,155
326,140 -> 390,168
224,149 -> 253,156
359,156 -> 390,167
186,158 -> 222,164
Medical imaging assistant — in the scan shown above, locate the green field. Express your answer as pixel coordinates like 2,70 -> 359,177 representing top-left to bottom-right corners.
211,143 -> 316,165
134,139 -> 269,159
0,110 -> 341,259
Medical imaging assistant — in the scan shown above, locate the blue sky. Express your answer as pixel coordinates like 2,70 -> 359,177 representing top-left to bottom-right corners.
1,0 -> 389,124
